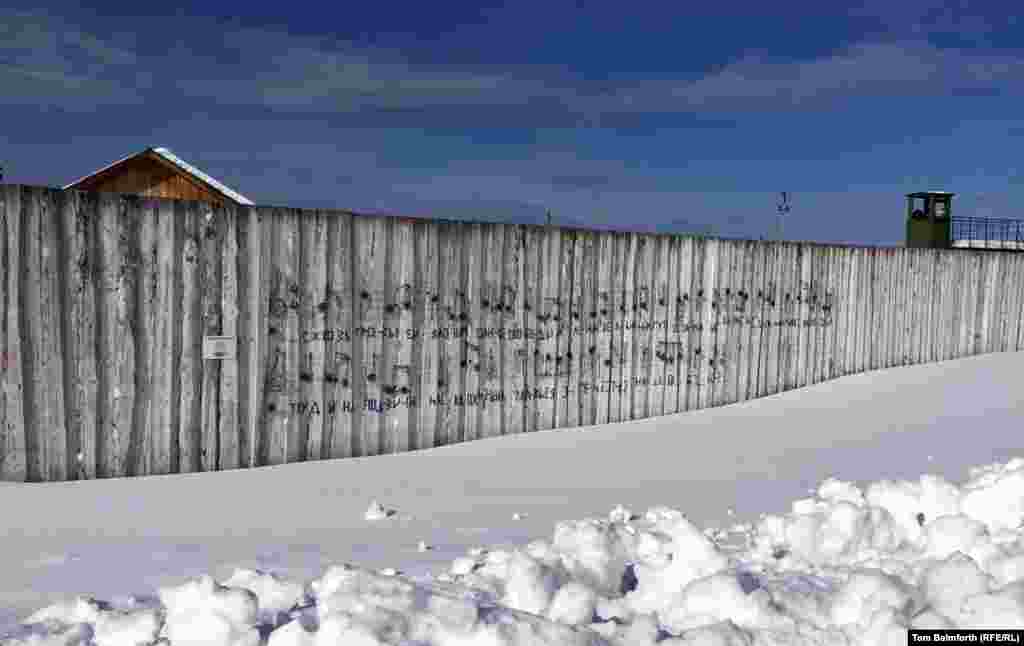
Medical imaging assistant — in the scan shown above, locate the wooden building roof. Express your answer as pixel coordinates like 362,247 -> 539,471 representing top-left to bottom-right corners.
63,147 -> 254,206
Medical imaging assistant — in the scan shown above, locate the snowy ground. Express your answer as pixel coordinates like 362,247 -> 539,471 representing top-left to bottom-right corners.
1,351 -> 1022,644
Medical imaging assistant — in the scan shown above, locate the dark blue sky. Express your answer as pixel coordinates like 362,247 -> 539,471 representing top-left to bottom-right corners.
3,2 -> 1024,244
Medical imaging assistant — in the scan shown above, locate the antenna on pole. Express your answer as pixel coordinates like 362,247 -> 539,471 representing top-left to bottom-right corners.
776,191 -> 791,240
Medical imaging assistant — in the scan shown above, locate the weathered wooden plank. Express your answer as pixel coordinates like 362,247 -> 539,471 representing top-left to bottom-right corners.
769,243 -> 786,390
262,209 -> 289,464
881,248 -> 896,368
577,230 -> 598,425
867,247 -> 880,371
567,229 -> 589,427
413,220 -> 440,449
674,237 -> 695,410
957,250 -> 972,357
176,201 -> 202,473
788,243 -> 804,387
252,208 -> 276,466
520,225 -> 543,434
736,241 -> 756,401
870,247 -> 883,370
794,243 -> 812,390
213,206 -> 239,470
94,194 -> 136,478
864,247 -> 879,372
684,237 -> 704,409
976,252 -> 995,355
150,199 -> 181,475
707,239 -> 727,407
236,206 -> 257,469
60,190 -> 99,480
22,187 -> 44,481
0,186 -> 27,481
500,225 -> 528,435
479,224 -> 505,437
721,240 -> 742,405
353,215 -> 388,455
199,204 -> 225,471
974,251 -> 991,356
593,232 -> 615,424
916,248 -> 930,364
831,245 -> 845,378
460,223 -> 484,441
818,245 -> 833,380
533,226 -> 560,429
898,249 -> 911,366
282,210 -> 303,463
642,235 -> 667,416
992,251 -> 1010,353
860,244 -> 876,370
947,251 -> 963,360
130,200 -> 157,478
813,245 -> 830,384
435,222 -> 464,445
897,248 -> 911,365
802,244 -> 818,385
921,249 -> 935,363
324,210 -> 354,458
806,242 -> 823,384
904,248 -> 917,365
817,245 -> 832,380
697,238 -> 718,408
618,233 -> 642,418
379,217 -> 414,453
1011,254 -> 1024,352
606,233 -> 627,422
946,251 -> 961,360
776,243 -> 794,391
761,242 -> 780,394
926,250 -> 940,363
833,246 -> 851,375
25,189 -> 68,480
998,252 -> 1014,352
1010,255 -> 1024,352
996,253 -> 1014,353
553,228 -> 575,428
857,247 -> 873,373
987,251 -> 1004,354
938,250 -> 952,361
298,210 -> 327,461
630,234 -> 655,418
655,235 -> 678,413
748,240 -> 768,397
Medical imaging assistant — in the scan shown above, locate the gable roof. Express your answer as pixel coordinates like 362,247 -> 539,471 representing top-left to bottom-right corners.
63,147 -> 255,206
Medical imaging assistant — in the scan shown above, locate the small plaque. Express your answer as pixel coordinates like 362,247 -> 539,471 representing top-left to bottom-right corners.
203,336 -> 236,360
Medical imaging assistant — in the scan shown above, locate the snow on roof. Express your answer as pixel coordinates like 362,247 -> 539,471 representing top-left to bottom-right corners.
151,147 -> 254,206
63,147 -> 255,206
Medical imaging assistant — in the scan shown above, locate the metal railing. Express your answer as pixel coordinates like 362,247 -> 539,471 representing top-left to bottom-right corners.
949,216 -> 1024,250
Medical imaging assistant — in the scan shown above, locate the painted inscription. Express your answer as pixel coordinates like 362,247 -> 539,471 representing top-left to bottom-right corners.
278,281 -> 836,411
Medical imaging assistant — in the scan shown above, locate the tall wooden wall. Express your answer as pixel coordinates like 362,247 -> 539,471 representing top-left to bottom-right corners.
2,185 -> 1023,481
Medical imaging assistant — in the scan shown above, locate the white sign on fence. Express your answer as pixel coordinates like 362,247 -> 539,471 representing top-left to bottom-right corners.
203,336 -> 236,360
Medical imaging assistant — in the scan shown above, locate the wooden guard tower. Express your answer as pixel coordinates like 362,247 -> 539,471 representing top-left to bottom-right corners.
906,191 -> 954,249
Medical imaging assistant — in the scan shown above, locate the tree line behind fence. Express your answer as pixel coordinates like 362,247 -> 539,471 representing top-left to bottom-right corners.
2,184 -> 1024,482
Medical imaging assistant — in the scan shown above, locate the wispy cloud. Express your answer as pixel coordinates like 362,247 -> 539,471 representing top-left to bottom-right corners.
5,9 -> 1024,125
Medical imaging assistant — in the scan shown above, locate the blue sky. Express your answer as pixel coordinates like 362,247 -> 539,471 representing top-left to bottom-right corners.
3,1 -> 1024,245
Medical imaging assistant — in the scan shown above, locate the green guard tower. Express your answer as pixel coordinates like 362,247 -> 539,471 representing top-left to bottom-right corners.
906,191 -> 954,249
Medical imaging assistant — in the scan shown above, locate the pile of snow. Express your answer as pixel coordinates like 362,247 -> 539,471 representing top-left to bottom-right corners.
364,501 -> 390,522
5,457 -> 1023,645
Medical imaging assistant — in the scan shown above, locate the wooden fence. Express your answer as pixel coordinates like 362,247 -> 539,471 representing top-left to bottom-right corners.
2,184 -> 1023,482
